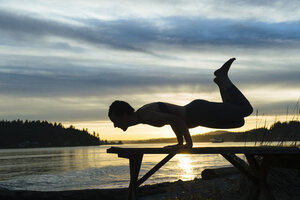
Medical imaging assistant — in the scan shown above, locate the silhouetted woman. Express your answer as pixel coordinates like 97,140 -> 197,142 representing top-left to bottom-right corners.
108,58 -> 253,148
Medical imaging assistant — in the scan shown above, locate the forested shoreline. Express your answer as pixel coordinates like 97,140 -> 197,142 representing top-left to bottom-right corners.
0,120 -> 116,148
1,120 -> 299,148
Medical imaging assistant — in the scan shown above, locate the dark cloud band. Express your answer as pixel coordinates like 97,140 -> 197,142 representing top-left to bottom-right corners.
1,9 -> 300,53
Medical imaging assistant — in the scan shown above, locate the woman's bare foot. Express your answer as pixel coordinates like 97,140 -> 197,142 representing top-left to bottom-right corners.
214,58 -> 236,78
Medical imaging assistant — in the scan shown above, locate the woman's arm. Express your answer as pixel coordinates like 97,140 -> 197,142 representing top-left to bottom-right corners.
138,109 -> 193,147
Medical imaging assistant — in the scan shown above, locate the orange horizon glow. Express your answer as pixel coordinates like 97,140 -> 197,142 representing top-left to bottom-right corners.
62,114 -> 299,141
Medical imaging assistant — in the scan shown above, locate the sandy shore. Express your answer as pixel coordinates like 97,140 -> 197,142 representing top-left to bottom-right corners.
1,168 -> 300,200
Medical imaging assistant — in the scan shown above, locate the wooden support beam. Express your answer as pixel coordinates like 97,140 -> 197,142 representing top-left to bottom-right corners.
243,155 -> 275,200
245,154 -> 260,173
137,153 -> 176,186
221,153 -> 257,182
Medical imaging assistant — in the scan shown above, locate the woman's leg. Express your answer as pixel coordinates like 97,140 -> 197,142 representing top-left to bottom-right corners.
214,58 -> 253,117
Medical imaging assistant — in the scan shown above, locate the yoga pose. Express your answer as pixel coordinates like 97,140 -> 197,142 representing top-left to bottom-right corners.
108,58 -> 253,148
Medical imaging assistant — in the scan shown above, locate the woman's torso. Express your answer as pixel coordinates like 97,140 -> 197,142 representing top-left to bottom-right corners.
138,100 -> 244,129
137,102 -> 186,124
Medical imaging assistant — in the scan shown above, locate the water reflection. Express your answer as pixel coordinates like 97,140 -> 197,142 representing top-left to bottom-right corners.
176,154 -> 195,180
0,142 -> 251,190
0,146 -> 111,181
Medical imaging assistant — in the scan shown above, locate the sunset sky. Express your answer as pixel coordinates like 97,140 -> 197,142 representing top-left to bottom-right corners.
0,0 -> 299,140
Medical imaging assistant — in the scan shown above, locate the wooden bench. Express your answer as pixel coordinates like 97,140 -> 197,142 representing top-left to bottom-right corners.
107,146 -> 300,200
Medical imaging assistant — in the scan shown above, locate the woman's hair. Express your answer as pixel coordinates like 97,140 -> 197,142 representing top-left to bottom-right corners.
108,100 -> 135,118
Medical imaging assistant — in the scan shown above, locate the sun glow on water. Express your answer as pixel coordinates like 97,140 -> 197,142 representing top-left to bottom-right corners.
176,154 -> 195,180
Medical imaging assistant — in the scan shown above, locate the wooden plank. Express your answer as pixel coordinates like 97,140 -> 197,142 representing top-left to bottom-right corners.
107,146 -> 300,155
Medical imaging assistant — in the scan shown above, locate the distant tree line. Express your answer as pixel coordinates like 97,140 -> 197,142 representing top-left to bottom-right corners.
235,120 -> 300,144
0,120 -> 120,148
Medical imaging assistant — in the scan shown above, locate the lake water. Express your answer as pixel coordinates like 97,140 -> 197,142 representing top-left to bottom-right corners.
0,142 -> 253,191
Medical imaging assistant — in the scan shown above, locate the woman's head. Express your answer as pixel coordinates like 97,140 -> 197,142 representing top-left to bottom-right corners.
108,100 -> 135,131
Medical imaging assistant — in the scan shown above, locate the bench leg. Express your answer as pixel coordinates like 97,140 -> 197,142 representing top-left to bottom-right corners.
223,154 -> 275,200
259,156 -> 275,200
245,154 -> 260,200
128,154 -> 143,200
245,155 -> 275,200
248,182 -> 260,200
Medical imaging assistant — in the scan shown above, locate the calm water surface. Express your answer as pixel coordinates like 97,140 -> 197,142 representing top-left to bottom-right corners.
0,142 -> 251,191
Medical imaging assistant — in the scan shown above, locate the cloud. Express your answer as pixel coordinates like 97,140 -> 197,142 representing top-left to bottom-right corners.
0,9 -> 145,53
0,63 -> 214,98
0,2 -> 300,124
0,58 -> 299,99
233,67 -> 300,87
2,0 -> 300,22
1,8 -> 300,56
253,100 -> 300,116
